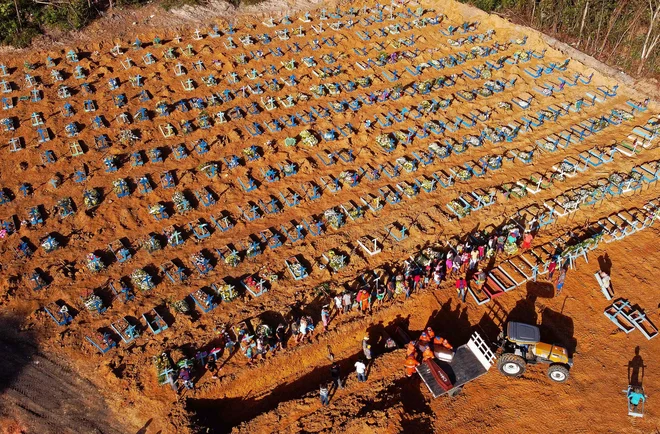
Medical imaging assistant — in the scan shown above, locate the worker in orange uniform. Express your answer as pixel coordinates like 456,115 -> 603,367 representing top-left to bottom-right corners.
422,346 -> 435,361
426,327 -> 435,340
418,331 -> 431,345
433,336 -> 453,350
405,356 -> 420,377
406,342 -> 417,357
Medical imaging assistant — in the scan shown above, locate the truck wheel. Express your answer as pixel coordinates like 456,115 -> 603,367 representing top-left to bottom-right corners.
497,353 -> 526,377
448,386 -> 462,397
547,364 -> 570,383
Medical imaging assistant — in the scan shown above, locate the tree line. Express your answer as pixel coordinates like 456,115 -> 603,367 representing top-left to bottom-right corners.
461,0 -> 660,76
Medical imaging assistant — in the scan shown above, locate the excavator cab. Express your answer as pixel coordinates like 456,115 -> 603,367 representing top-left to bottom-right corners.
497,322 -> 572,383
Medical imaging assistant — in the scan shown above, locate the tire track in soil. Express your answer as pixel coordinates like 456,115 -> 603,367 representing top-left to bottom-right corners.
0,314 -> 133,434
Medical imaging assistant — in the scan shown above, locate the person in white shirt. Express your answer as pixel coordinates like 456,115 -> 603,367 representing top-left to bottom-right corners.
355,359 -> 367,382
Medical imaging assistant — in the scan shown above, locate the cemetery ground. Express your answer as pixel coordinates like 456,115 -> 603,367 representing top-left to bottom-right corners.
1,0 -> 660,433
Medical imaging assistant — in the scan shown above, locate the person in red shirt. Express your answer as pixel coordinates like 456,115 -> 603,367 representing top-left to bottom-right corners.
456,278 -> 467,302
521,231 -> 534,251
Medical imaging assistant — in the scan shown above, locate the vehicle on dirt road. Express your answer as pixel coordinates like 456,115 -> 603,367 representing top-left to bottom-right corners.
497,321 -> 573,383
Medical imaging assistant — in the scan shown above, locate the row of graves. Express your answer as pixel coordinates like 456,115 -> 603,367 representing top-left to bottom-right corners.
0,4 -> 657,357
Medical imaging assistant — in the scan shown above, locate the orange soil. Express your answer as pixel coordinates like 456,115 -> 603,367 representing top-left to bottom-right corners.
0,0 -> 658,433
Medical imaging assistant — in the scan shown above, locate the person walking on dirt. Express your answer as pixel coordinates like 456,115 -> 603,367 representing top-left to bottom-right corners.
556,267 -> 567,295
342,291 -> 352,314
521,231 -> 534,251
205,357 -> 220,380
405,355 -> 420,377
321,306 -> 330,331
330,362 -> 343,390
320,384 -> 330,406
299,317 -> 309,343
363,336 -> 373,362
275,323 -> 287,350
355,359 -> 367,382
547,257 -> 558,280
456,277 -> 467,302
334,294 -> 342,314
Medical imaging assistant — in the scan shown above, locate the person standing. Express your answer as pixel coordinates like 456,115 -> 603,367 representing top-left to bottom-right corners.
319,384 -> 330,406
321,306 -> 330,331
556,268 -> 567,295
521,231 -> 534,251
355,359 -> 367,382
456,277 -> 467,302
334,293 -> 343,314
363,336 -> 373,362
275,323 -> 287,351
330,362 -> 343,390
342,291 -> 352,314
548,257 -> 558,280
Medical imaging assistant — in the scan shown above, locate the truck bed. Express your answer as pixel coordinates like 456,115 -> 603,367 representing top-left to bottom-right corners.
417,332 -> 495,398
438,344 -> 488,387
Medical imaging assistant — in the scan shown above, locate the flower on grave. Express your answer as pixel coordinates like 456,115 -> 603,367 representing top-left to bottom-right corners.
144,236 -> 162,253
471,46 -> 486,56
448,200 -> 469,218
326,250 -> 345,271
282,163 -> 296,176
259,267 -> 278,282
86,253 -> 104,273
560,162 -> 577,173
215,284 -> 237,301
481,68 -> 492,79
83,188 -> 101,209
112,179 -> 127,195
224,251 -> 240,267
488,156 -> 501,168
511,185 -> 527,198
466,135 -> 481,147
455,169 -> 471,181
191,252 -> 205,266
477,87 -> 493,97
399,158 -> 416,172
290,262 -> 305,278
131,268 -> 152,291
453,141 -> 468,153
420,179 -> 434,192
630,171 -> 643,181
403,184 -> 417,197
430,143 -> 449,158
172,191 -> 190,214
171,298 -> 190,314
41,237 -> 59,252
348,206 -> 363,219
459,90 -> 475,101
324,209 -> 342,229
242,146 -> 257,159
83,293 -> 103,312
300,130 -> 318,147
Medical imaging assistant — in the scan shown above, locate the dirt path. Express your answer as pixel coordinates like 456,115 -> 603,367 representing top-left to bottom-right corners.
0,315 -> 136,434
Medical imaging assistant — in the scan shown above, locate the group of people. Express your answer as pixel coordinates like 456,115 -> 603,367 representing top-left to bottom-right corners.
404,327 -> 453,377
329,225 -> 548,316
181,224 -> 573,394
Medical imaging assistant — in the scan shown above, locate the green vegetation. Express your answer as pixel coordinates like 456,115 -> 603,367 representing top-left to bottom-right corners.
460,0 -> 660,76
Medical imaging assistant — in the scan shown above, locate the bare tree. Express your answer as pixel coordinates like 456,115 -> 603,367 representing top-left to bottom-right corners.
13,0 -> 22,29
599,0 -> 629,53
577,0 -> 589,47
639,0 -> 660,74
